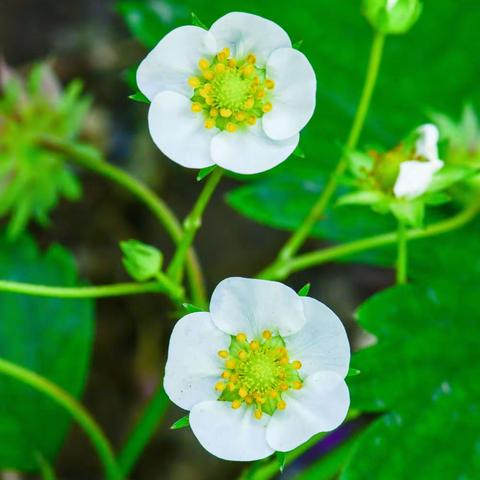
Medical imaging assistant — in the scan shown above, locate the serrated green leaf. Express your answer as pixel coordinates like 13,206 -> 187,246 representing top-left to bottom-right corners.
0,232 -> 94,471
197,165 -> 217,181
170,415 -> 190,430
344,282 -> 480,479
297,283 -> 311,296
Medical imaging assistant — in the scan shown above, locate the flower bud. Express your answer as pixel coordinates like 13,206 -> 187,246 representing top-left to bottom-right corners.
362,0 -> 423,35
120,240 -> 163,281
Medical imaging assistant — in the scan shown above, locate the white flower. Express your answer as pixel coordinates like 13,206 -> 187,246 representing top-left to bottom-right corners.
164,277 -> 350,461
137,12 -> 316,174
393,123 -> 444,199
387,0 -> 399,11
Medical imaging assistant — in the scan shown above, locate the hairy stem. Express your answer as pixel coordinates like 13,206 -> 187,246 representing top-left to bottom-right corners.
0,358 -> 121,480
38,136 -> 206,306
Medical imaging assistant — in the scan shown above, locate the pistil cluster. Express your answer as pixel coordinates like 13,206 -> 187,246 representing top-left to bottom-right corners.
215,330 -> 303,420
188,47 -> 275,132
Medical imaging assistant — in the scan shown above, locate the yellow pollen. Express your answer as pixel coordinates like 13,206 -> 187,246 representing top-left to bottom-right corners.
266,79 -> 275,90
278,400 -> 287,410
215,381 -> 226,391
236,332 -> 247,342
228,382 -> 236,392
262,330 -> 272,340
226,359 -> 236,369
280,356 -> 289,366
215,63 -> 226,74
270,390 -> 279,398
247,54 -> 256,64
198,58 -> 210,70
254,409 -> 263,420
231,374 -> 239,383
223,47 -> 231,57
205,96 -> 214,106
262,102 -> 273,113
221,371 -> 231,379
255,395 -> 265,404
293,381 -> 303,390
228,58 -> 237,67
292,360 -> 302,370
218,350 -> 229,359
279,383 -> 289,391
191,102 -> 202,113
226,122 -> 237,133
188,76 -> 201,88
204,118 -> 216,129
210,108 -> 219,117
220,108 -> 232,118
244,98 -> 254,109
250,341 -> 260,351
277,347 -> 287,356
232,400 -> 242,409
246,115 -> 257,126
235,111 -> 246,122
242,64 -> 254,77
239,387 -> 248,398
256,89 -> 266,99
203,69 -> 214,81
238,350 -> 248,360
245,395 -> 254,405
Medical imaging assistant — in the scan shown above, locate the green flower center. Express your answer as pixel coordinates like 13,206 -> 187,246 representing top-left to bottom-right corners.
187,48 -> 275,133
216,330 -> 303,420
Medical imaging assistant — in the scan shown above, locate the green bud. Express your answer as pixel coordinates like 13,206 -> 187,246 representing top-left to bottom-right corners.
362,0 -> 423,35
120,240 -> 163,281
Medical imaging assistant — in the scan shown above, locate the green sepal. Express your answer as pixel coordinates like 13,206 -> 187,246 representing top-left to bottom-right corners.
347,368 -> 361,377
292,39 -> 304,50
128,91 -> 149,104
182,303 -> 204,314
197,165 -> 217,181
120,239 -> 163,282
191,12 -> 208,29
390,198 -> 425,228
276,451 -> 287,472
170,415 -> 190,430
297,283 -> 311,296
337,190 -> 385,207
293,145 -> 305,158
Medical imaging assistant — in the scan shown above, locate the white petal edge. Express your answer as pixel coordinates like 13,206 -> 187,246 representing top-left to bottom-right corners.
163,312 -> 230,411
415,123 -> 440,162
190,401 -> 274,461
393,158 -> 444,199
137,25 -> 217,100
148,91 -> 217,169
210,277 -> 305,338
266,371 -> 350,452
211,121 -> 299,174
209,12 -> 291,65
263,48 -> 316,141
285,297 -> 350,378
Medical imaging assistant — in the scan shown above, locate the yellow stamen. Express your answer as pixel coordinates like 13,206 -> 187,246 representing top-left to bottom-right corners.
270,390 -> 279,398
238,350 -> 248,360
228,382 -> 236,392
188,76 -> 201,88
239,387 -> 248,398
278,400 -> 287,410
232,400 -> 242,409
247,53 -> 256,64
250,340 -> 260,351
262,330 -> 272,340
265,79 -> 275,90
244,98 -> 254,110
205,96 -> 214,106
228,58 -> 237,67
218,350 -> 229,359
279,383 -> 289,391
235,111 -> 246,122
236,332 -> 247,342
191,102 -> 202,113
246,116 -> 257,126
254,409 -> 263,419
203,69 -> 214,81
293,381 -> 303,390
204,118 -> 216,129
226,359 -> 236,369
280,356 -> 289,366
226,122 -> 237,133
198,58 -> 210,70
245,395 -> 254,405
220,108 -> 232,118
255,396 -> 265,404
292,360 -> 302,370
215,63 -> 226,74
221,371 -> 231,379
210,108 -> 219,117
242,64 -> 254,77
215,381 -> 226,392
262,102 -> 273,113
256,89 -> 266,99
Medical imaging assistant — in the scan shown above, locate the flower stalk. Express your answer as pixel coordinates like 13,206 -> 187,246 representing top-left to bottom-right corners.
396,219 -> 408,284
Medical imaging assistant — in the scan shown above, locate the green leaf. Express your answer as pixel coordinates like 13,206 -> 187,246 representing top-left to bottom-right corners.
128,91 -> 149,104
297,283 -> 311,296
197,165 -> 217,181
276,451 -> 287,472
170,415 -> 190,430
344,282 -> 480,479
0,232 -> 94,471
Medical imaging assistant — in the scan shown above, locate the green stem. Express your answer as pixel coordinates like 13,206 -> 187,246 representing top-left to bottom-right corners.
38,136 -> 206,306
118,385 -> 169,476
168,168 -> 224,283
396,220 -> 408,284
0,357 -> 121,480
265,32 -> 386,268
260,202 -> 480,280
0,278 -> 184,300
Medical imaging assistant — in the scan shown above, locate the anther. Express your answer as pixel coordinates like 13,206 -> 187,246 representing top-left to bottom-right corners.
221,371 -> 231,379
226,359 -> 236,369
245,395 -> 254,405
191,102 -> 202,113
256,89 -> 266,99
278,400 -> 287,410
198,58 -> 210,70
204,118 -> 216,129
235,111 -> 246,122
236,332 -> 247,342
246,115 -> 257,126
215,63 -> 226,74
218,350 -> 229,359
205,96 -> 214,106
232,400 -> 242,409
242,65 -> 254,77
247,54 -> 256,65
210,108 -> 219,117
250,341 -> 260,351
203,70 -> 214,81
215,381 -> 226,392
292,360 -> 302,370
244,98 -> 254,110
262,102 -> 273,113
262,330 -> 272,340
228,382 -> 236,392
269,390 -> 279,398
220,108 -> 232,118
238,350 -> 248,360
265,79 -> 275,90
254,409 -> 263,419
239,387 -> 248,398
293,381 -> 303,390
279,383 -> 289,391
226,122 -> 237,133
188,76 -> 201,88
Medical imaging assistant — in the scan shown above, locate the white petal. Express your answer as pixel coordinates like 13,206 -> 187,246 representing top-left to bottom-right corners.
415,123 -> 440,162
393,158 -> 444,199
163,312 -> 230,411
285,297 -> 350,378
211,122 -> 298,174
210,277 -> 305,338
190,401 -> 274,461
209,12 -> 291,65
137,25 -> 217,100
148,91 -> 216,169
263,48 -> 316,140
266,371 -> 350,452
